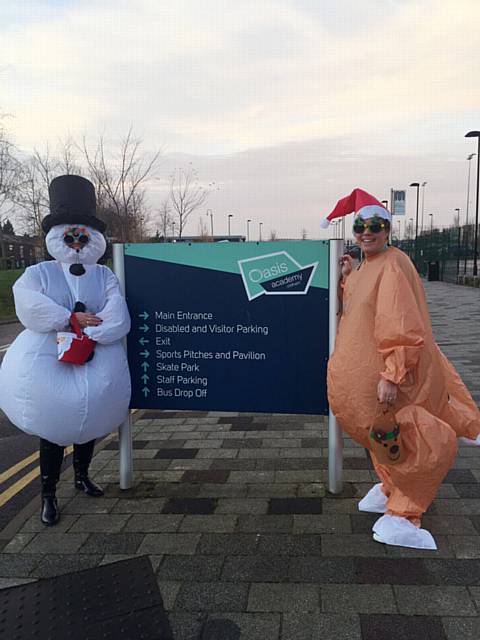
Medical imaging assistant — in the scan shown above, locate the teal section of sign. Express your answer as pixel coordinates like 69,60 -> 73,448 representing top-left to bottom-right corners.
124,241 -> 329,289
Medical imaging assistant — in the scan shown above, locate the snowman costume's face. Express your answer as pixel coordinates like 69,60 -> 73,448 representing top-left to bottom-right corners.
46,224 -> 106,265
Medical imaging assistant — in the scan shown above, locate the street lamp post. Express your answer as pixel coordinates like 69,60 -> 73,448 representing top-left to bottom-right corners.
381,201 -> 390,242
207,209 -> 214,238
247,219 -> 251,242
172,221 -> 176,241
420,182 -> 427,234
454,207 -> 460,227
428,214 -> 434,259
259,222 -> 263,241
408,217 -> 414,259
465,131 -> 480,276
228,214 -> 234,237
455,208 -> 461,280
465,152 -> 476,274
409,182 -> 420,267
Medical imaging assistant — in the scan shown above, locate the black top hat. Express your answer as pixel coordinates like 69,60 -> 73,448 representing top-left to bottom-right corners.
42,175 -> 107,234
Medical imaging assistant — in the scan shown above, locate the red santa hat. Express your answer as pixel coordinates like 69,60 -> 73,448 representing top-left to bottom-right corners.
320,188 -> 391,229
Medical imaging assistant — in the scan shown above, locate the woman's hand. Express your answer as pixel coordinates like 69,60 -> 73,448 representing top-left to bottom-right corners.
339,255 -> 353,279
74,312 -> 103,329
377,378 -> 398,405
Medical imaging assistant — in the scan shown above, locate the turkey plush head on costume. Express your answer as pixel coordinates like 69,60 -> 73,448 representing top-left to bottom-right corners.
42,175 -> 107,276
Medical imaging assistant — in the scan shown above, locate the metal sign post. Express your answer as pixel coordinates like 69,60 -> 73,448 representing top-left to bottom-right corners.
113,243 -> 133,490
328,239 -> 344,494
114,240 -> 343,493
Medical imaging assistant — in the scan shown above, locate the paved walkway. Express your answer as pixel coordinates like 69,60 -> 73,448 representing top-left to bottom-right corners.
425,281 -> 480,405
0,280 -> 479,640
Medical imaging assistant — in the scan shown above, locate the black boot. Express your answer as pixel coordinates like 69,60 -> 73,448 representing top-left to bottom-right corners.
39,439 -> 64,526
73,440 -> 104,497
41,495 -> 60,526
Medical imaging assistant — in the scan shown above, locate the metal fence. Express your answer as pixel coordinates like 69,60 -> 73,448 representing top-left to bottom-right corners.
392,224 -> 478,284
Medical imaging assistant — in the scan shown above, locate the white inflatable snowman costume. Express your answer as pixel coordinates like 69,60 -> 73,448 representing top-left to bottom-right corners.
0,175 -> 131,446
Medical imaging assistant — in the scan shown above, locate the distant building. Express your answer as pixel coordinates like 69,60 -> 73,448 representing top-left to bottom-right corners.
0,232 -> 40,269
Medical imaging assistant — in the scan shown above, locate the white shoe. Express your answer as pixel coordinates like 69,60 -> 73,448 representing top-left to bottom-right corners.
358,483 -> 388,514
459,435 -> 480,447
372,514 -> 437,550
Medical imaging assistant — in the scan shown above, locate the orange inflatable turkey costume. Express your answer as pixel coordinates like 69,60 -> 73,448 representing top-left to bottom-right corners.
323,189 -> 480,550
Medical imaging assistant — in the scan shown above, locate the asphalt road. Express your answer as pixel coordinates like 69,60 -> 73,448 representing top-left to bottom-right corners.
0,322 -> 45,530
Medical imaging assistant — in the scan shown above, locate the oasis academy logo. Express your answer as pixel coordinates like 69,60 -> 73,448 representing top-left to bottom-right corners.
238,251 -> 318,301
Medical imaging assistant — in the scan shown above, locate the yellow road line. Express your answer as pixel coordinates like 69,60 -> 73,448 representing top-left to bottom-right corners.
0,445 -> 74,508
0,467 -> 40,508
0,446 -> 74,485
0,451 -> 39,485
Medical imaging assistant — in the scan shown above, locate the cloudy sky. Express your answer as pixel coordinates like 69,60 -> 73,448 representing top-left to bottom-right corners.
1,0 -> 480,238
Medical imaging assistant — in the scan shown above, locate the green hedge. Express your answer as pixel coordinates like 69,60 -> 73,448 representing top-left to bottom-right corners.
0,269 -> 24,320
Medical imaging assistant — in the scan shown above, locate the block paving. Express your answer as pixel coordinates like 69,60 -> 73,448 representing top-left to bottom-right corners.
0,280 -> 479,639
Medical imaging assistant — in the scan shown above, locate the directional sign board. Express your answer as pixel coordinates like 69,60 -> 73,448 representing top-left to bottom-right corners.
124,241 -> 330,414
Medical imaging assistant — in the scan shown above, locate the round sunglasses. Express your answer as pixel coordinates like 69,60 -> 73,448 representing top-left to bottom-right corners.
63,229 -> 90,245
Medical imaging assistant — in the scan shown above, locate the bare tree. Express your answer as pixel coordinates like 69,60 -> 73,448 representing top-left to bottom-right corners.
57,136 -> 81,175
269,229 -> 277,241
12,138 -> 84,237
0,127 -> 22,226
14,146 -> 57,237
156,199 -> 174,240
81,126 -> 161,242
31,145 -> 59,190
197,216 -> 211,242
301,228 -> 308,240
169,164 -> 209,238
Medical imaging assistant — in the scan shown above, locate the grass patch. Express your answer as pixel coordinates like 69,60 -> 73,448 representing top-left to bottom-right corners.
0,269 -> 24,320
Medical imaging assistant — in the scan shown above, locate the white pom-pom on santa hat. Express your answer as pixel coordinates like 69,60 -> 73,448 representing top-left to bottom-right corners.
321,188 -> 391,228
